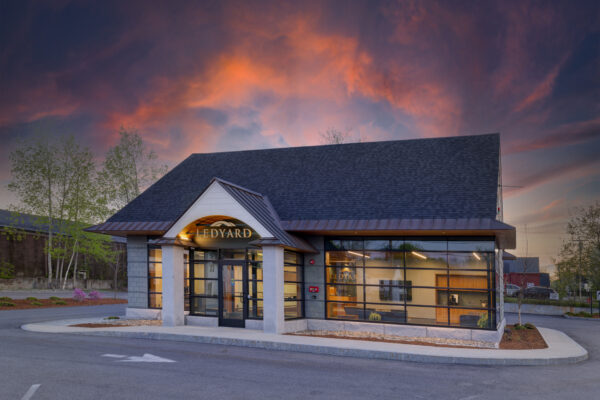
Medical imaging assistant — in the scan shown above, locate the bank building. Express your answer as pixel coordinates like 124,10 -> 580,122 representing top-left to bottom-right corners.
88,133 -> 515,345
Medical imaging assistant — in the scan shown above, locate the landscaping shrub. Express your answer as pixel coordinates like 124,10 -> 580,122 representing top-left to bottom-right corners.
49,296 -> 61,301
88,291 -> 102,300
26,296 -> 38,301
576,311 -> 592,318
53,300 -> 67,305
30,301 -> 43,306
105,316 -> 120,320
73,288 -> 86,302
513,324 -> 527,330
0,301 -> 15,307
477,313 -> 489,328
368,312 -> 382,321
0,260 -> 15,279
0,296 -> 12,301
524,323 -> 535,329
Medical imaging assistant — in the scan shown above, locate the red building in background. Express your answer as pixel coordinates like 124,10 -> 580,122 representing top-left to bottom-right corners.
503,252 -> 550,288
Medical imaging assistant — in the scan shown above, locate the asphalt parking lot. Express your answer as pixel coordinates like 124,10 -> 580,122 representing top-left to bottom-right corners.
1,306 -> 598,400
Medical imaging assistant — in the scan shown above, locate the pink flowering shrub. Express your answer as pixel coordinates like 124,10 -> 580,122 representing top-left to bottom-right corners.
73,288 -> 86,302
88,291 -> 102,300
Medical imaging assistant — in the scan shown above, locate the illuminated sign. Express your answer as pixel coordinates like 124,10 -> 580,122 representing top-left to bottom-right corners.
193,220 -> 253,239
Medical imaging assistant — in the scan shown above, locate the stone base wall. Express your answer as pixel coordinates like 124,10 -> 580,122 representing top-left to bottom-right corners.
301,318 -> 505,348
126,307 -> 161,319
186,315 -> 218,327
245,319 -> 263,330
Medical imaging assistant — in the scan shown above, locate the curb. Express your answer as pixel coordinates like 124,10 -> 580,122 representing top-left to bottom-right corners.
21,322 -> 588,366
563,314 -> 600,321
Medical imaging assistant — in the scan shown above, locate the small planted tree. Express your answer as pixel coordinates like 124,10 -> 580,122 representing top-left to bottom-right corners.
516,224 -> 531,327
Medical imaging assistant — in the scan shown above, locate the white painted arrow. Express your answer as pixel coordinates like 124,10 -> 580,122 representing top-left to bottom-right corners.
118,353 -> 175,363
102,354 -> 126,358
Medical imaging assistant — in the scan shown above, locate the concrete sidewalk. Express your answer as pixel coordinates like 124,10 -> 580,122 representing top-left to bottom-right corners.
22,317 -> 588,366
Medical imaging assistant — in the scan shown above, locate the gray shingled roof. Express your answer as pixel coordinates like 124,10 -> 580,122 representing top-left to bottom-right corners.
215,178 -> 316,252
1,209 -> 126,243
0,209 -> 45,232
108,134 -> 501,224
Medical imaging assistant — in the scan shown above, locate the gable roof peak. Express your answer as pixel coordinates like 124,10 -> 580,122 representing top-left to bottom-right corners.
210,177 -> 264,197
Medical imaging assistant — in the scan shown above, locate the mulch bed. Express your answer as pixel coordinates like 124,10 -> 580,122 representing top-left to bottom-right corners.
0,298 -> 127,310
71,320 -> 161,328
71,323 -> 123,328
499,325 -> 548,350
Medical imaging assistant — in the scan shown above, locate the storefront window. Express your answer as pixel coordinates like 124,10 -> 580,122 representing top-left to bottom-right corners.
190,250 -> 220,317
324,238 -> 496,329
284,250 -> 304,319
247,260 -> 263,319
148,246 -> 162,309
184,253 -> 190,312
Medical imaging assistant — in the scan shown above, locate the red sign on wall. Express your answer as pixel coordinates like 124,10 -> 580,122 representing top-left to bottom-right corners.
308,286 -> 319,293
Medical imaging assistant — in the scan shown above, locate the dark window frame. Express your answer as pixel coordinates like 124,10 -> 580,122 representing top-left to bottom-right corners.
284,250 -> 304,320
188,248 -> 268,320
323,237 -> 496,330
148,245 -> 162,309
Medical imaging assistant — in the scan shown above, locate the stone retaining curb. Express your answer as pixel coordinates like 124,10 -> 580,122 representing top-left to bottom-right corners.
505,303 -> 596,316
21,319 -> 588,366
563,314 -> 600,321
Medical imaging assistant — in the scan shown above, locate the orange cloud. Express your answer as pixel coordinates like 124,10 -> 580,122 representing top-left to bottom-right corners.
103,9 -> 461,151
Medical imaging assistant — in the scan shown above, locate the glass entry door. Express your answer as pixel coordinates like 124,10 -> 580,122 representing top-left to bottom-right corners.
219,261 -> 245,327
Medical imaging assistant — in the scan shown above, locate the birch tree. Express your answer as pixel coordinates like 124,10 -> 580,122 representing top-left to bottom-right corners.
98,127 -> 168,214
8,137 -> 59,287
8,135 -> 111,288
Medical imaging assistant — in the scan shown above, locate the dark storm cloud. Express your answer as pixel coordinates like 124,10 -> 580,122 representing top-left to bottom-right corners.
1,1 -> 599,267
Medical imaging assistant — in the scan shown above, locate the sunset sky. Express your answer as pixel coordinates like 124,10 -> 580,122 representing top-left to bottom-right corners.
1,1 -> 599,272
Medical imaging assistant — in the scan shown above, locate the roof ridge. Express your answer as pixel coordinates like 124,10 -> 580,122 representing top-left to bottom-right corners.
210,177 -> 264,197
190,133 -> 500,156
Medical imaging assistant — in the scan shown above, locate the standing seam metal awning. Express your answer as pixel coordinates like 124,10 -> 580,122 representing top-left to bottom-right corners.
280,218 -> 516,249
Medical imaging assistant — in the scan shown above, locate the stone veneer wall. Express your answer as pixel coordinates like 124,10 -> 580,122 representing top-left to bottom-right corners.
126,236 -> 148,308
303,235 -> 325,319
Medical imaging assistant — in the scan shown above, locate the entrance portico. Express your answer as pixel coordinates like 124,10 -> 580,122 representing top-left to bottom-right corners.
156,178 -> 313,333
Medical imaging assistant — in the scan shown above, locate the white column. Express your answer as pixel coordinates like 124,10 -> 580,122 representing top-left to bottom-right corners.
161,245 -> 185,326
262,245 -> 285,334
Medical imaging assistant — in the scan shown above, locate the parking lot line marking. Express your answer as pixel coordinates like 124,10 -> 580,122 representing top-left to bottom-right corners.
118,353 -> 175,363
21,384 -> 40,400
